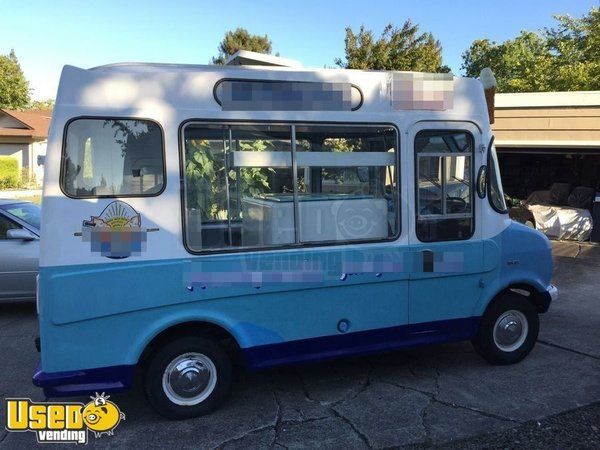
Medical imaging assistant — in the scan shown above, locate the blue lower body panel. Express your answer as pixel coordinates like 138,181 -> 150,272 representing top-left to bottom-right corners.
33,363 -> 135,397
33,316 -> 480,397
244,317 -> 481,369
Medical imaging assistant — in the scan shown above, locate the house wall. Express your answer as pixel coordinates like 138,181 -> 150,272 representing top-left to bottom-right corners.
0,143 -> 27,172
0,142 -> 46,186
0,114 -> 26,128
31,140 -> 47,185
493,107 -> 600,146
492,100 -> 600,201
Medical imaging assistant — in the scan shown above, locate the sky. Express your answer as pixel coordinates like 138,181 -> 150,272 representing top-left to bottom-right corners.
1,0 -> 597,100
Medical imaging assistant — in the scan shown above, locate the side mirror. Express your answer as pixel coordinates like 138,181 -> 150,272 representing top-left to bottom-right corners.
7,228 -> 37,241
477,165 -> 488,199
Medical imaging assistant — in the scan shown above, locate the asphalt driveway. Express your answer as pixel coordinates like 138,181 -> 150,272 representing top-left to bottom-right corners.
1,243 -> 599,448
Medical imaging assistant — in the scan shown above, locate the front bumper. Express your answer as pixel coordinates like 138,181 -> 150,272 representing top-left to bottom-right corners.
547,284 -> 559,302
32,362 -> 135,397
533,284 -> 558,313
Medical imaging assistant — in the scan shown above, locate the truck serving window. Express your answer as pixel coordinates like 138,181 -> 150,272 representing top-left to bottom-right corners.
182,122 -> 398,252
415,130 -> 474,242
62,118 -> 165,198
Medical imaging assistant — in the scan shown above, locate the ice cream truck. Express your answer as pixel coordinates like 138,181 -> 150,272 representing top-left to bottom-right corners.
33,51 -> 557,419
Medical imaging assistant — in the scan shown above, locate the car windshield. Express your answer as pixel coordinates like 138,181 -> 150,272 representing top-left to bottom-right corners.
0,202 -> 41,230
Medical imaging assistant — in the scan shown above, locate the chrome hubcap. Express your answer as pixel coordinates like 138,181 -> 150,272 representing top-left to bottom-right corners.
162,353 -> 217,405
493,310 -> 528,352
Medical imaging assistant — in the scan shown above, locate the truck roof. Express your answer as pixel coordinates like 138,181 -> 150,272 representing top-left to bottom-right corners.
53,63 -> 490,125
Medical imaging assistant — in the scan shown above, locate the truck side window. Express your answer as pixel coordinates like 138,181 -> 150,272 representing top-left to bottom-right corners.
415,130 -> 474,242
182,123 -> 399,253
62,119 -> 165,198
183,124 -> 293,250
294,125 -> 398,243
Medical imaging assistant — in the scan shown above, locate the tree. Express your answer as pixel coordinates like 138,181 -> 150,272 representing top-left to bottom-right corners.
335,21 -> 450,73
212,28 -> 273,65
545,8 -> 600,91
30,99 -> 55,110
461,7 -> 600,92
0,50 -> 30,109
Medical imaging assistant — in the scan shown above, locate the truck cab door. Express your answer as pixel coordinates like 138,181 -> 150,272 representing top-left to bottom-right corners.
407,122 -> 485,327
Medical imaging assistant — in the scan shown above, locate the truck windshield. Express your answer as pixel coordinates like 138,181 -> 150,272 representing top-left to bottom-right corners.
488,145 -> 507,213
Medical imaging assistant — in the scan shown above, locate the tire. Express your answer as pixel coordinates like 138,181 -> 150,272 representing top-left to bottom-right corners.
472,292 -> 539,365
144,336 -> 232,420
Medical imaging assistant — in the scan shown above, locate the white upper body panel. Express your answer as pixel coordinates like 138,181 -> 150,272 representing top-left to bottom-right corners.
40,63 -> 507,268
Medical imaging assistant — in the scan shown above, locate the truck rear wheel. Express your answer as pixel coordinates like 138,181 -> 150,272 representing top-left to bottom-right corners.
144,336 -> 232,419
472,292 -> 539,365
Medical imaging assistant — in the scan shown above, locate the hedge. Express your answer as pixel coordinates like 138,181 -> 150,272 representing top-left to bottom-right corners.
0,156 -> 20,189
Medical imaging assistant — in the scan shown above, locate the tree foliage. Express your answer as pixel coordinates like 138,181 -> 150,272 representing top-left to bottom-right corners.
461,7 -> 600,92
212,28 -> 273,65
335,21 -> 450,73
0,50 -> 30,109
30,98 -> 55,110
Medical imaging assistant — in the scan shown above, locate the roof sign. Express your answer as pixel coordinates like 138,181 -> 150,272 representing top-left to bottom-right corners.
214,79 -> 363,111
224,50 -> 303,68
390,72 -> 453,111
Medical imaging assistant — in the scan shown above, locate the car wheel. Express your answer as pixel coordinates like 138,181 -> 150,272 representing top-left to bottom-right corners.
144,336 -> 232,419
472,292 -> 539,365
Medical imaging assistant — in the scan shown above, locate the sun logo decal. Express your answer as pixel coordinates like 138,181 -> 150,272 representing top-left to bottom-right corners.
82,393 -> 125,438
76,200 -> 158,259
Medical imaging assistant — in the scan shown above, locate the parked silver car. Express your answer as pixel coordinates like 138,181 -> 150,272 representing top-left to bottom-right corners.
0,199 -> 40,301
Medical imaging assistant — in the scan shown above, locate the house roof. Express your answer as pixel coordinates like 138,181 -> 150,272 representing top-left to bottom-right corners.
0,108 -> 52,139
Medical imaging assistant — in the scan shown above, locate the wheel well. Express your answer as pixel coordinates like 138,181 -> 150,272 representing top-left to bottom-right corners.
487,284 -> 549,314
138,321 -> 243,368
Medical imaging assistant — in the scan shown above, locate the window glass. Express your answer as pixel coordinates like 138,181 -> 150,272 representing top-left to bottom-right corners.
0,214 -> 20,240
415,130 -> 474,242
294,125 -> 397,243
182,123 -> 398,252
183,124 -> 293,250
489,145 -> 508,213
62,119 -> 164,197
0,203 -> 41,229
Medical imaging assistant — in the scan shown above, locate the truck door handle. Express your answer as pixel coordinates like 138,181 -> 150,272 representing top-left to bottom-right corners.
422,249 -> 434,272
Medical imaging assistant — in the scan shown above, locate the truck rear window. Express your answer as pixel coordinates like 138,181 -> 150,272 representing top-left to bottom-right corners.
61,118 -> 165,198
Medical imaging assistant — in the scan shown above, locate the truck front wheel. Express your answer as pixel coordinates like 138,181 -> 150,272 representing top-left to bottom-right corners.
472,292 -> 539,365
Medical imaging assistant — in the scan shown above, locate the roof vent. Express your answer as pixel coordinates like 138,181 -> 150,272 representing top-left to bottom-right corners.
224,50 -> 302,68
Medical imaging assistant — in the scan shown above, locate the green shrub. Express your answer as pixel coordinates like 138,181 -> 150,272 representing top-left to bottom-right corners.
0,156 -> 20,189
20,167 -> 37,189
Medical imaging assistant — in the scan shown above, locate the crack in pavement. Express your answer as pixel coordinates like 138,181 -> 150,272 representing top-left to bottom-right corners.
537,340 -> 600,361
0,430 -> 8,445
213,423 -> 275,450
418,396 -> 435,448
293,371 -> 317,404
270,386 -> 283,449
213,415 -> 335,449
377,379 -> 521,425
330,363 -> 375,408
292,360 -> 378,408
329,407 -> 372,449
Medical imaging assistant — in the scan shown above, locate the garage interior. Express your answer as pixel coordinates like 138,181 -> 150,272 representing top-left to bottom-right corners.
493,92 -> 600,242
